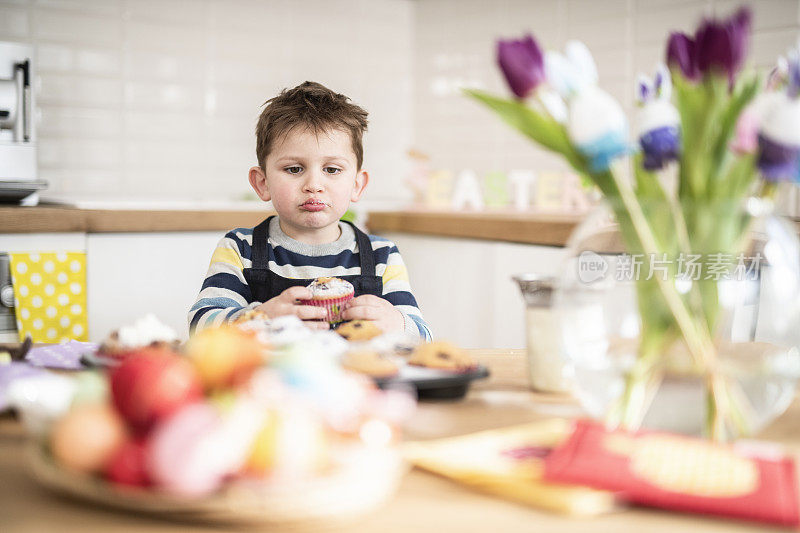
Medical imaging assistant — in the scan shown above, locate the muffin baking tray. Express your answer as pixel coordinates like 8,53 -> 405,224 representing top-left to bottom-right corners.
373,364 -> 490,400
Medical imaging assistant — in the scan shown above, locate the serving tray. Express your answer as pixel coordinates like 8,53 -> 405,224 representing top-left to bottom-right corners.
27,442 -> 406,528
374,364 -> 490,400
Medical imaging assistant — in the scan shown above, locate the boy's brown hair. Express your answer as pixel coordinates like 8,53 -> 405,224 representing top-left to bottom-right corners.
256,81 -> 369,170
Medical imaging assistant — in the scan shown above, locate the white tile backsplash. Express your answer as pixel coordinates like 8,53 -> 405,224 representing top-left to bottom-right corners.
33,8 -> 121,46
0,0 -> 796,205
124,51 -> 205,82
124,0 -> 207,25
123,111 -> 204,140
38,138 -> 121,168
124,20 -> 206,55
34,0 -> 121,16
38,107 -> 122,137
123,81 -> 205,112
715,0 -> 799,30
0,6 -> 29,37
751,27 -> 800,67
633,2 -> 712,45
38,74 -> 123,106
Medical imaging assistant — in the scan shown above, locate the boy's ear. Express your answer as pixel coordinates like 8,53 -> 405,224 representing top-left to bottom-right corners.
248,166 -> 271,202
350,169 -> 369,202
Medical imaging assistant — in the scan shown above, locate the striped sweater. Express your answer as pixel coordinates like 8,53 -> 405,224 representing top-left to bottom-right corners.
189,218 -> 432,340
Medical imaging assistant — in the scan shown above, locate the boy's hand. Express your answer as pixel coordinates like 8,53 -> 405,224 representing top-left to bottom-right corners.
256,286 -> 329,330
340,295 -> 405,333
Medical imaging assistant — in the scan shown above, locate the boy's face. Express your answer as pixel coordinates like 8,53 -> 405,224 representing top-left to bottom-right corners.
249,126 -> 368,243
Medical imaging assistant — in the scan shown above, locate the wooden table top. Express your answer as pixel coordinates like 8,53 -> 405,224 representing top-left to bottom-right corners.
2,349 -> 798,533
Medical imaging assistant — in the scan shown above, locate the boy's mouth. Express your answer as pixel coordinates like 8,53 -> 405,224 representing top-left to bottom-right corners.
300,199 -> 328,212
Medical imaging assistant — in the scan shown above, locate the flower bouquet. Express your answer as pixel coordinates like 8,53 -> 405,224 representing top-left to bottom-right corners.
467,7 -> 800,441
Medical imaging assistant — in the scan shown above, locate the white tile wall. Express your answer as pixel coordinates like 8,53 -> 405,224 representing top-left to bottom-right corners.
0,0 -> 414,204
413,0 -> 800,177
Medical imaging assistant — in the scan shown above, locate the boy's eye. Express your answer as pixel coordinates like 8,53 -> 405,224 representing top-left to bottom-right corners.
324,167 -> 342,175
285,166 -> 302,174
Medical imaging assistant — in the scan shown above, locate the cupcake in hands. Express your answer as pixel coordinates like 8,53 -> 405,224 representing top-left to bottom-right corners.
299,277 -> 354,324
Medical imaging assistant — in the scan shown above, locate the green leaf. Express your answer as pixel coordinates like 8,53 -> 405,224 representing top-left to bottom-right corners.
673,76 -> 709,200
632,153 -> 666,200
708,73 -> 760,195
721,152 -> 757,199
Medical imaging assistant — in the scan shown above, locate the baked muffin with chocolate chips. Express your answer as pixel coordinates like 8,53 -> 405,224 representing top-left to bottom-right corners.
335,320 -> 383,341
341,349 -> 399,378
233,308 -> 270,324
408,341 -> 476,371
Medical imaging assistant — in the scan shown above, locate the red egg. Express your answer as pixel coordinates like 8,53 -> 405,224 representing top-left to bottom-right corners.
105,437 -> 151,487
110,348 -> 203,432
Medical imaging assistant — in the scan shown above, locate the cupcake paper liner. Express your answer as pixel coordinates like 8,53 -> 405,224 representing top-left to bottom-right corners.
300,294 -> 354,324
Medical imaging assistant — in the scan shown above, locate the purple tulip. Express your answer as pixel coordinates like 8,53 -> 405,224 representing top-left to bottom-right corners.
497,34 -> 546,99
666,32 -> 699,81
695,8 -> 750,83
665,8 -> 751,84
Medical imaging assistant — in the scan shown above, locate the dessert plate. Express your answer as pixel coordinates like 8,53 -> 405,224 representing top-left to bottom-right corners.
374,364 -> 490,400
27,442 -> 406,528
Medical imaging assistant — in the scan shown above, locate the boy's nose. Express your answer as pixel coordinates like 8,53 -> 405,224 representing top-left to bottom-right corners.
302,172 -> 325,192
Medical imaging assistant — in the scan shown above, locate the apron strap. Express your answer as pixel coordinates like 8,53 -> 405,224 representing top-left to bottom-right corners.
251,216 -> 273,269
346,220 -> 376,277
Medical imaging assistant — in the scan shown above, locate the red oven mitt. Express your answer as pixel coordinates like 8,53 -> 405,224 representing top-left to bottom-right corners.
543,419 -> 799,527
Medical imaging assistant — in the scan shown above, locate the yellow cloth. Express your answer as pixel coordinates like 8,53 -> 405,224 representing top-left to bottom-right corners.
9,252 -> 88,343
403,419 -> 615,516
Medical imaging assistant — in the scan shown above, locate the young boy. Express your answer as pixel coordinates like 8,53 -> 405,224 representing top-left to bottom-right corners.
189,81 -> 432,340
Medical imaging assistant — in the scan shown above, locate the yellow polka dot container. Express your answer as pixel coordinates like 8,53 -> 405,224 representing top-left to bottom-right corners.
9,252 -> 88,343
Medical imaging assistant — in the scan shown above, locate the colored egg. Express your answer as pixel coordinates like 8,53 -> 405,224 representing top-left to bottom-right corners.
50,403 -> 127,474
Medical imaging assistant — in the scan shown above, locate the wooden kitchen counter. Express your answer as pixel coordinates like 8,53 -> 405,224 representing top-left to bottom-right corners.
1,205 -> 582,245
2,349 -> 798,533
6,206 -> 800,248
0,205 -> 272,233
367,210 -> 582,246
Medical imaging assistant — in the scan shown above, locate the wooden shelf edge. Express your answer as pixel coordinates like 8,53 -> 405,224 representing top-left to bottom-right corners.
367,210 -> 583,246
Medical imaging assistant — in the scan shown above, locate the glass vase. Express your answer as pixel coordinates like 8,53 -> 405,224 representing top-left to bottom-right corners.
555,198 -> 800,440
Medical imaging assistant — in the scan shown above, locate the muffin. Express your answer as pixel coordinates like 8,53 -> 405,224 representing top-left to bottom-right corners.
341,350 -> 399,379
233,309 -> 270,325
299,277 -> 354,324
408,341 -> 476,372
335,320 -> 383,341
98,314 -> 180,360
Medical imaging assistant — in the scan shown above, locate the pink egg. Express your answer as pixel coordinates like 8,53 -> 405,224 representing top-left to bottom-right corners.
146,402 -> 223,496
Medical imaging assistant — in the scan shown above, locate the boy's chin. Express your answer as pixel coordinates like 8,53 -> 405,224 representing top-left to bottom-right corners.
290,211 -> 342,230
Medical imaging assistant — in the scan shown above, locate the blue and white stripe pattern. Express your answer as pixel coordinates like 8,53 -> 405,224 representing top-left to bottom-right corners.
189,219 -> 432,340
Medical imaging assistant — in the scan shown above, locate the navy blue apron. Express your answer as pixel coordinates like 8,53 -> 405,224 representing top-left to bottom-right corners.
242,216 -> 383,304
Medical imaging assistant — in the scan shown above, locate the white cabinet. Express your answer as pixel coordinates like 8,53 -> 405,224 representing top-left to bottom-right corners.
0,233 -> 86,252
378,233 -> 567,348
86,232 -> 222,342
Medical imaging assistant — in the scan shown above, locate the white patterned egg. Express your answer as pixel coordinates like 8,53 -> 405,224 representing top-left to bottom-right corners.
760,93 -> 800,147
568,86 -> 628,146
637,99 -> 680,137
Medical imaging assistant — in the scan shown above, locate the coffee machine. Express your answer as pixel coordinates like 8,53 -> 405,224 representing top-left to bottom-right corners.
0,41 -> 46,204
